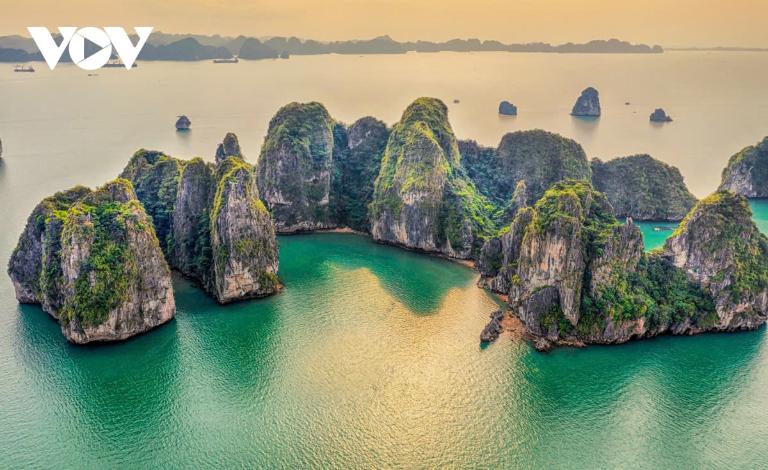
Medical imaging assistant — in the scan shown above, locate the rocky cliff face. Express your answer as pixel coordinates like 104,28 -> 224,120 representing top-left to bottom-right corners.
215,132 -> 242,164
119,149 -> 184,253
477,206 -> 533,294
330,117 -> 390,232
460,130 -> 591,223
256,102 -> 336,232
369,98 -> 493,259
210,157 -> 280,302
121,135 -> 281,303
170,157 -> 214,288
8,180 -> 175,343
478,180 -> 764,349
8,186 -> 92,311
510,181 -> 629,329
719,136 -> 768,197
663,191 -> 768,330
571,87 -> 601,117
591,154 -> 697,220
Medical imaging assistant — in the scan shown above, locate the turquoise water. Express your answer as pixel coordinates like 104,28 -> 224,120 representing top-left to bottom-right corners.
2,233 -> 768,468
637,200 -> 768,250
3,53 -> 768,468
636,221 -> 679,250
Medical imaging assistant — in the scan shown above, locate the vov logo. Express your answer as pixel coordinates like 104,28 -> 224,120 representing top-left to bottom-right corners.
27,27 -> 153,70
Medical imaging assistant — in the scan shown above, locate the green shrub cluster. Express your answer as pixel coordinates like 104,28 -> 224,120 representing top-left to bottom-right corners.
60,183 -> 144,326
461,130 -> 591,212
591,154 -> 696,220
330,120 -> 389,231
119,150 -> 183,254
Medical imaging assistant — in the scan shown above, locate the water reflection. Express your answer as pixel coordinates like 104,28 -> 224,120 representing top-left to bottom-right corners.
503,329 -> 766,468
14,302 -> 183,467
174,275 -> 282,397
279,233 -> 476,314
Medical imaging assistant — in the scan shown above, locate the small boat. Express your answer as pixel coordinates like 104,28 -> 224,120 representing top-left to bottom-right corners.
102,59 -> 137,68
213,57 -> 239,64
14,64 -> 35,73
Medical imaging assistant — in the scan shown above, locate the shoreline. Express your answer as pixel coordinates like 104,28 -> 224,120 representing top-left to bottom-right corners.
276,227 -> 478,269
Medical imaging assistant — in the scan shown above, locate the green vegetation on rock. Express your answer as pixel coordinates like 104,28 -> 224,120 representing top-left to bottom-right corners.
257,102 -> 336,232
8,179 -> 176,343
719,136 -> 768,198
119,149 -> 184,254
122,138 -> 281,303
591,154 -> 696,220
461,130 -> 591,213
330,118 -> 389,232
478,180 -> 754,347
60,182 -> 140,326
370,97 -> 495,258
665,191 -> 768,312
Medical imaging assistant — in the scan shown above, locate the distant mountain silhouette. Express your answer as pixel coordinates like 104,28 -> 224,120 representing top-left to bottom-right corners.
0,33 -> 664,63
138,37 -> 232,60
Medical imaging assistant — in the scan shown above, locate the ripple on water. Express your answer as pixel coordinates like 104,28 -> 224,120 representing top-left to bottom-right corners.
0,233 -> 767,468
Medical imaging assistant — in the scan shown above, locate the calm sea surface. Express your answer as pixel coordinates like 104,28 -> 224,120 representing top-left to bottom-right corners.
2,52 -> 768,468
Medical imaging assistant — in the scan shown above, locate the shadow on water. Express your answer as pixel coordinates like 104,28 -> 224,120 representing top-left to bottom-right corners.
172,275 -> 282,396
570,115 -> 600,137
277,233 -> 476,314
501,328 -> 767,467
14,302 -> 183,466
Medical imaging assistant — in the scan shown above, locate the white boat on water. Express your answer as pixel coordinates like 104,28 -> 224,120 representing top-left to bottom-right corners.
213,57 -> 239,64
102,59 -> 137,68
14,64 -> 35,73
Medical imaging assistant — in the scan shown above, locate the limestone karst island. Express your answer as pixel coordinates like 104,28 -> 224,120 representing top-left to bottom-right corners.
3,0 -> 768,467
9,96 -> 767,349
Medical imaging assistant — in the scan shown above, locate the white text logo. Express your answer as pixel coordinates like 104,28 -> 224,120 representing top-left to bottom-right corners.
27,27 -> 153,70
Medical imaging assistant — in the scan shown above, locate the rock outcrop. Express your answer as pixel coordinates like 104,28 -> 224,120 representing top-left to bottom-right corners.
479,181 -> 767,349
477,206 -> 533,294
215,132 -> 242,164
119,149 -> 184,253
498,101 -> 517,116
369,98 -> 493,259
480,310 -> 504,342
591,154 -> 696,220
460,130 -> 591,215
663,191 -> 768,330
719,136 -> 768,197
330,117 -> 390,232
210,157 -> 280,302
571,87 -> 601,117
256,102 -> 336,232
176,115 -> 191,131
8,180 -> 175,343
650,108 -> 673,122
8,186 -> 92,310
170,157 -> 215,288
121,136 -> 281,303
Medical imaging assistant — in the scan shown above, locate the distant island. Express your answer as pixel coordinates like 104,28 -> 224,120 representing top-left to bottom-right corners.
666,46 -> 768,52
0,34 -> 662,63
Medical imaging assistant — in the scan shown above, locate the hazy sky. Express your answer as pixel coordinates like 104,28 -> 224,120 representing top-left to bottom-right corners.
4,0 -> 767,47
